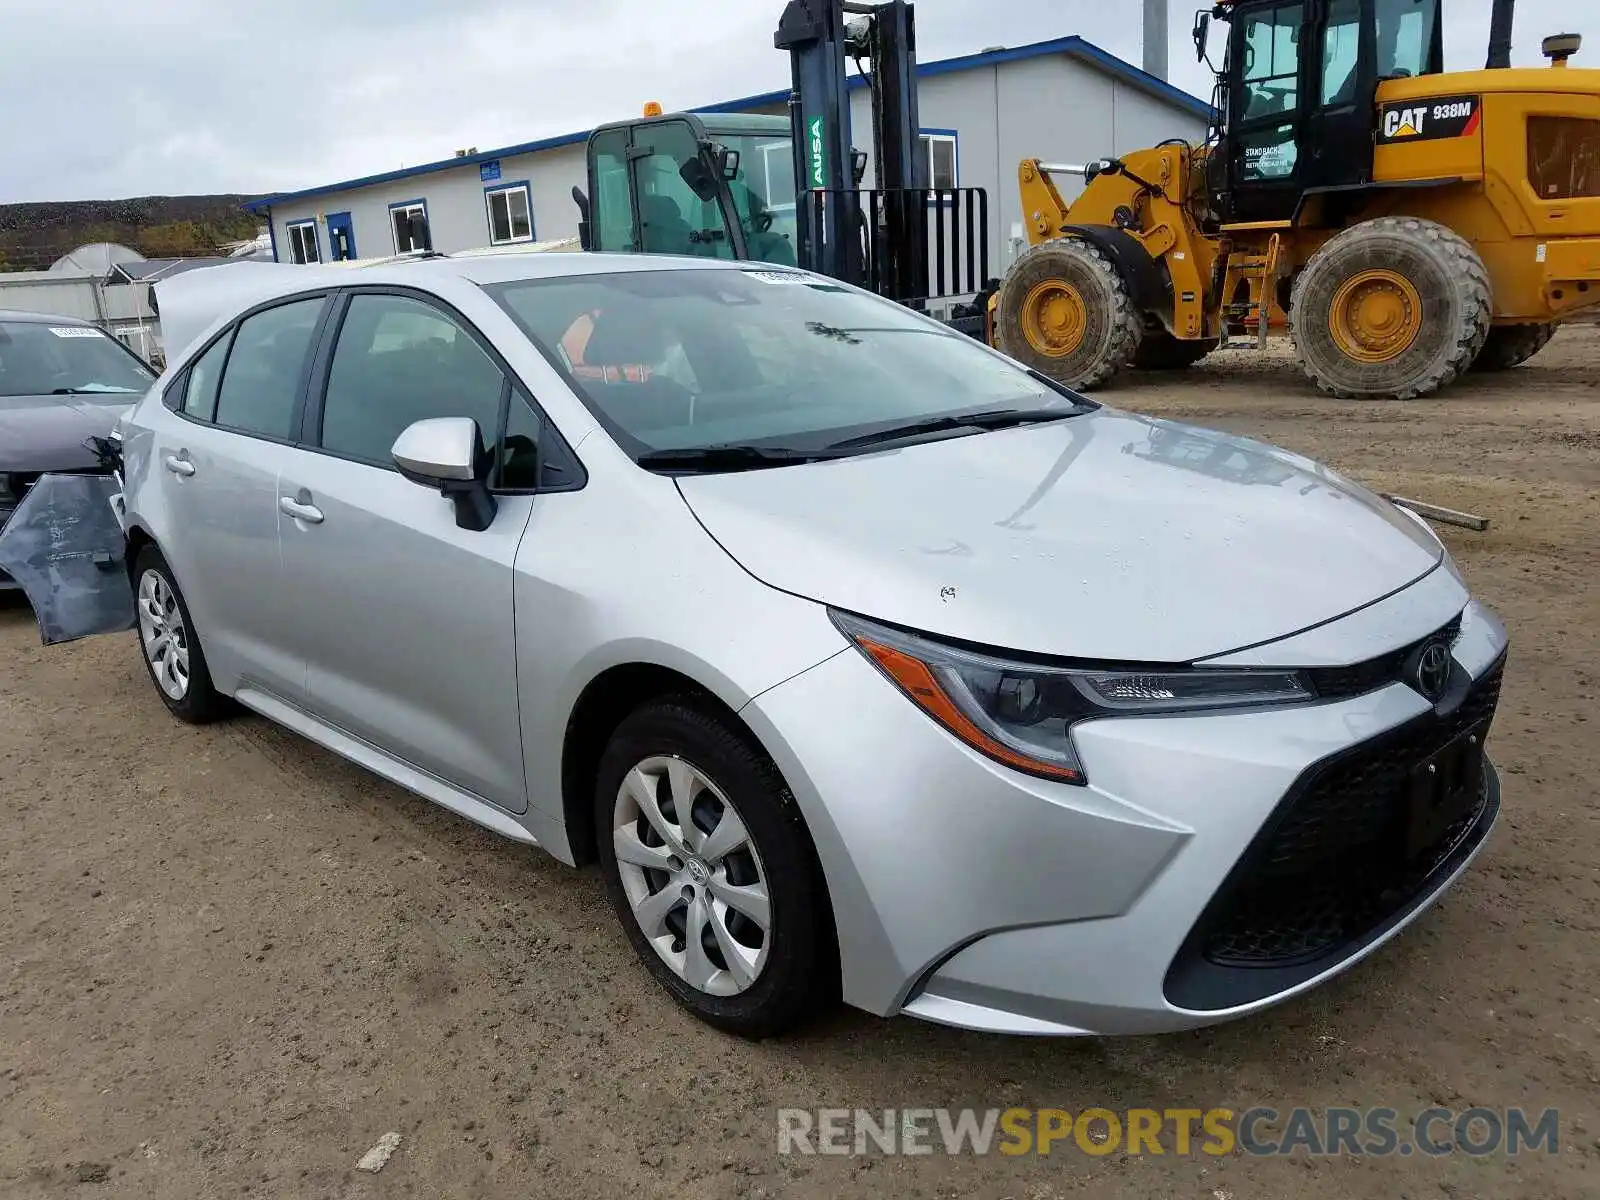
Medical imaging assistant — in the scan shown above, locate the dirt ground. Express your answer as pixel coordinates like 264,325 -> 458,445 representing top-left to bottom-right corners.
2,329 -> 1597,1200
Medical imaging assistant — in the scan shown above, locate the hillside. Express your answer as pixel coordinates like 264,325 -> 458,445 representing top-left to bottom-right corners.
0,195 -> 263,271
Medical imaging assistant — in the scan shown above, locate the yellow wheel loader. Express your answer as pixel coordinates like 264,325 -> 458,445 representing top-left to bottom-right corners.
994,0 -> 1600,399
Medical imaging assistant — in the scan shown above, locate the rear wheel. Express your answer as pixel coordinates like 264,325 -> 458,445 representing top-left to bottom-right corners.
1471,322 -> 1559,371
1289,216 -> 1491,399
595,698 -> 836,1038
1132,330 -> 1217,370
995,238 -> 1142,390
133,547 -> 228,724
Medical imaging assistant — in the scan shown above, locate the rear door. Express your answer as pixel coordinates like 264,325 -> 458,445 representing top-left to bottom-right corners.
274,287 -> 537,814
144,293 -> 332,701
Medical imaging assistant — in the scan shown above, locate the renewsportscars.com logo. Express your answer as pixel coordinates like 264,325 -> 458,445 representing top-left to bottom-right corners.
776,1106 -> 1561,1158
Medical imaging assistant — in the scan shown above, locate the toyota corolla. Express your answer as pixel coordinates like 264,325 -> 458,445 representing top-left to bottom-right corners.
75,252 -> 1506,1038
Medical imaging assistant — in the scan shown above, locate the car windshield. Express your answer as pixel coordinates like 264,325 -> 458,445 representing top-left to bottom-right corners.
488,268 -> 1087,460
0,320 -> 155,399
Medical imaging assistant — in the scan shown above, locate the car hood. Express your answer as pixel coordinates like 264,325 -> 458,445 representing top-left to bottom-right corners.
675,409 -> 1444,663
0,394 -> 133,473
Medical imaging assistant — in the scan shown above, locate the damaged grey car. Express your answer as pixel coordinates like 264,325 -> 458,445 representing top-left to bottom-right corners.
0,310 -> 154,594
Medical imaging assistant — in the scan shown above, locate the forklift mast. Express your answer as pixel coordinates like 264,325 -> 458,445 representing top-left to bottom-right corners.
775,0 -> 929,295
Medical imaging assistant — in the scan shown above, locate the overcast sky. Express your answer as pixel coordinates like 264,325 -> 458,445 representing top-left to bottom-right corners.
0,0 -> 1582,203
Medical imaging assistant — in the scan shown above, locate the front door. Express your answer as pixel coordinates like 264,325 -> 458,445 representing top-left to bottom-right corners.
1225,0 -> 1309,222
629,119 -> 739,259
275,289 -> 532,813
325,212 -> 357,261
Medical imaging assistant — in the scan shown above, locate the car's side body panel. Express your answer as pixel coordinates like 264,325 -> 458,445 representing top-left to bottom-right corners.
125,404 -> 306,700
277,446 -> 537,814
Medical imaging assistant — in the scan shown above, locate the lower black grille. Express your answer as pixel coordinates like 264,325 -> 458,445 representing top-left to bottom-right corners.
1165,652 -> 1505,1010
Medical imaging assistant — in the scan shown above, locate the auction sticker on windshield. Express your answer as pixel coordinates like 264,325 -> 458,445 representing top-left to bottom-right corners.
49,327 -> 106,338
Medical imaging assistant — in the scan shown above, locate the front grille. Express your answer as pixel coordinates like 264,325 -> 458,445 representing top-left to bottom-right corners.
1165,653 -> 1505,1009
1304,612 -> 1463,700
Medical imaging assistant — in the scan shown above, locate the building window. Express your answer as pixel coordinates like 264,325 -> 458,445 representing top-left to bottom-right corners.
485,183 -> 534,244
286,220 -> 320,264
920,132 -> 958,191
389,200 -> 430,253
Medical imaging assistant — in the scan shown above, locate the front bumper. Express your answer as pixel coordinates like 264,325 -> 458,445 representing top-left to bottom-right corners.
743,596 -> 1509,1035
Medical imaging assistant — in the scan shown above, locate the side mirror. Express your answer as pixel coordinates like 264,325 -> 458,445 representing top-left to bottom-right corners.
392,417 -> 498,532
1192,11 -> 1210,63
679,155 -> 721,203
572,185 -> 593,251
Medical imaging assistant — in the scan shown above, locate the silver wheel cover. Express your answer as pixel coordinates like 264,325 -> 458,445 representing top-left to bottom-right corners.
613,755 -> 772,996
137,569 -> 191,701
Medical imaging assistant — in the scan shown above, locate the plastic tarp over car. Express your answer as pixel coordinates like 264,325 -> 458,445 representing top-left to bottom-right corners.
152,241 -> 582,364
0,473 -> 135,644
153,260 -> 313,365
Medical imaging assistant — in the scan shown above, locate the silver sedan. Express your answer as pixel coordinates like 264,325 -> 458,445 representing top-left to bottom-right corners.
100,251 -> 1507,1037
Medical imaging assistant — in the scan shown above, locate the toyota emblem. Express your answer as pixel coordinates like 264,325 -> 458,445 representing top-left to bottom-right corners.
1412,639 -> 1453,701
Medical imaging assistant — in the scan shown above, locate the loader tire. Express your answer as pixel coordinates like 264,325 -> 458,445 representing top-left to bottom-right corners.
1471,322 -> 1559,371
1289,216 -> 1491,400
995,239 -> 1142,391
1132,330 -> 1217,371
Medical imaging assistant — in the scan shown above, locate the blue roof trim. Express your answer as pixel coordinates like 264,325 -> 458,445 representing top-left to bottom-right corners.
244,35 -> 1210,212
244,129 -> 590,211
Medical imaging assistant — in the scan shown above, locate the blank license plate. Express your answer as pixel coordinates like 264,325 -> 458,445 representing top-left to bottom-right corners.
1406,724 -> 1487,858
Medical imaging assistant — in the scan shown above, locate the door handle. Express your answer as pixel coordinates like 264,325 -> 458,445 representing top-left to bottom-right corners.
279,496 -> 324,524
164,454 -> 195,477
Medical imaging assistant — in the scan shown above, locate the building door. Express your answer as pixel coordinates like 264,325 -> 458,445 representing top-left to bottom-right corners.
325,212 -> 357,261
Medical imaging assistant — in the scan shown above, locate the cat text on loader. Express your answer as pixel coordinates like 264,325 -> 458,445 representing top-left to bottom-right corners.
993,0 -> 1600,399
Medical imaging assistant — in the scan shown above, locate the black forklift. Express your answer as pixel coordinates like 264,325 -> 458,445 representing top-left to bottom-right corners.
572,0 -> 996,336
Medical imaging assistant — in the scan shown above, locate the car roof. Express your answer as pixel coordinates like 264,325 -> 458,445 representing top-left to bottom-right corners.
0,310 -> 94,326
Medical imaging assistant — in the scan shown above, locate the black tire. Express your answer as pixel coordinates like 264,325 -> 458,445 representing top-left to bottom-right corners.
594,697 -> 836,1039
994,238 -> 1142,390
131,546 -> 229,724
1289,216 -> 1492,399
1471,322 -> 1559,371
1131,330 -> 1217,371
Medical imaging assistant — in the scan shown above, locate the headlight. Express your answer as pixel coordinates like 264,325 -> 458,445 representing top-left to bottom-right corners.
830,611 -> 1313,786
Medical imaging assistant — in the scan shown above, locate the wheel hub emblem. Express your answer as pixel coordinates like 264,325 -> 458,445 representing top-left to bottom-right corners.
1411,638 -> 1453,702
686,859 -> 710,884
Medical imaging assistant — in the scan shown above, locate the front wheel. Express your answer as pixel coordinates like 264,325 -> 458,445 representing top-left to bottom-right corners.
994,238 -> 1142,390
595,698 -> 836,1038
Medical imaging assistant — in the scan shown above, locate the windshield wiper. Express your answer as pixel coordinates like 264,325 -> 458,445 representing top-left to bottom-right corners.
52,386 -> 140,395
636,445 -> 836,473
825,407 -> 1079,452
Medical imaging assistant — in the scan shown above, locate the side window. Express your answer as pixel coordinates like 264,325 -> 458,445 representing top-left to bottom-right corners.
319,293 -> 505,467
497,391 -> 542,489
1240,3 -> 1303,122
213,298 -> 324,439
182,331 -> 233,421
1320,0 -> 1361,106
635,121 -> 734,260
1375,0 -> 1440,79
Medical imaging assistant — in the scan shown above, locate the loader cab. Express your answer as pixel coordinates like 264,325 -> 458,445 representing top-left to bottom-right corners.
1208,0 -> 1444,222
580,112 -> 800,267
